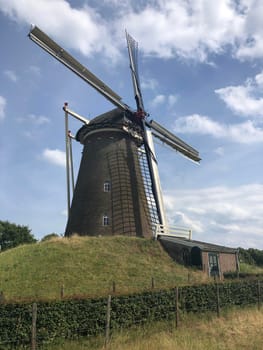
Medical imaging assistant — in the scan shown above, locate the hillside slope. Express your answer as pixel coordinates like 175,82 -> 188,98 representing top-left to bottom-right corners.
0,235 -> 207,301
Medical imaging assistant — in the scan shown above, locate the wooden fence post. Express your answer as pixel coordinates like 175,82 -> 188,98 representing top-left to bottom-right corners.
0,291 -> 5,303
31,303 -> 37,350
216,283 -> 220,317
60,284 -> 64,299
175,286 -> 179,328
257,280 -> 261,310
112,281 -> 116,293
105,295 -> 112,347
151,277 -> 155,289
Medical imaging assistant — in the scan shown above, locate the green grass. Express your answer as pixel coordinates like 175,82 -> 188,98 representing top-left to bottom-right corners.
43,307 -> 263,350
239,262 -> 263,274
0,235 -> 207,301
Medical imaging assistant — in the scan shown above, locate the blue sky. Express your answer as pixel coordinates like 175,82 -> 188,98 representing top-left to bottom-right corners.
1,0 -> 263,248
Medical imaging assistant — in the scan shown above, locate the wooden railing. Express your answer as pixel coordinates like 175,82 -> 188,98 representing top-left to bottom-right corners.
153,224 -> 192,240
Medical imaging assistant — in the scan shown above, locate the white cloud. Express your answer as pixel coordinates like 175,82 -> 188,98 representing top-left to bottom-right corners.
235,1 -> 263,60
214,147 -> 224,156
255,71 -> 263,88
141,77 -> 158,91
151,94 -> 166,107
174,114 -> 224,137
4,69 -> 18,82
119,0 -> 243,62
0,96 -> 6,121
17,114 -> 50,125
29,115 -> 50,125
164,184 -> 263,248
172,211 -> 204,233
42,148 -> 66,167
168,94 -> 178,108
0,0 -> 120,61
215,71 -> 263,118
61,209 -> 68,217
1,0 -> 263,63
151,93 -> 178,108
173,114 -> 263,143
28,65 -> 41,76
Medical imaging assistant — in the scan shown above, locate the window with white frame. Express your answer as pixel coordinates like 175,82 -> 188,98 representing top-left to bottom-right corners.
104,181 -> 111,192
103,215 -> 110,226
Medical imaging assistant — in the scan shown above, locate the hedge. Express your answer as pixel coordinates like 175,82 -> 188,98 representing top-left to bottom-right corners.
0,280 -> 261,348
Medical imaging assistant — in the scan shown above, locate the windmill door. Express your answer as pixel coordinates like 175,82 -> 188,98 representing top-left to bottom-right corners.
208,253 -> 220,277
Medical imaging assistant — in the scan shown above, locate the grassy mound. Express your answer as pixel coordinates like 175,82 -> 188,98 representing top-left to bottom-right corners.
0,235 -> 207,301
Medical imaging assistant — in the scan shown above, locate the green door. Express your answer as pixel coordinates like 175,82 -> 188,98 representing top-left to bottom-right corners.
208,253 -> 219,277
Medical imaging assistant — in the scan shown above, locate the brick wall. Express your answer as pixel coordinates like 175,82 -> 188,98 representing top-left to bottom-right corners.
202,251 -> 237,278
218,252 -> 237,274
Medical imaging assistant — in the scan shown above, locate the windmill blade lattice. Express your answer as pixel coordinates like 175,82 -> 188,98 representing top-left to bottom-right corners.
126,31 -> 145,115
29,25 -> 128,111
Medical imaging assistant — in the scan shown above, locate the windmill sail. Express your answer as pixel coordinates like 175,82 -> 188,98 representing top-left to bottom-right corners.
126,31 -> 145,113
126,31 -> 167,227
29,26 -> 128,111
148,120 -> 201,162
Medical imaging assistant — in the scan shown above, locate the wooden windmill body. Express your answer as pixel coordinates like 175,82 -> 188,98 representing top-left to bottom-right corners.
65,108 -> 152,237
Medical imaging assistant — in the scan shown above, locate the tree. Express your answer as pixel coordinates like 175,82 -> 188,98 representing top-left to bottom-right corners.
238,247 -> 263,267
248,248 -> 263,267
238,247 -> 255,265
0,220 -> 36,251
41,233 -> 60,242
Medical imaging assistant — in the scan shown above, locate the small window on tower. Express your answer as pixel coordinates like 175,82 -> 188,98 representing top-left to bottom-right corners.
103,215 -> 110,226
104,181 -> 111,192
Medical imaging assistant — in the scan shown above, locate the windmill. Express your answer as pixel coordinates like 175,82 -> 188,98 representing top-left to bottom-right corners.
28,26 -> 201,238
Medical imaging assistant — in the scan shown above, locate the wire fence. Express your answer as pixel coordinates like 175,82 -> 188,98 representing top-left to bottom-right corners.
0,279 -> 262,349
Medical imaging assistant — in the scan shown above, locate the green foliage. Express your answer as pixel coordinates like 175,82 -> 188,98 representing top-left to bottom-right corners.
0,298 -> 108,347
0,280 -> 261,348
41,308 -> 263,350
180,284 -> 217,312
0,302 -> 32,347
239,262 -> 263,274
248,248 -> 263,266
224,271 -> 263,279
238,247 -> 255,265
238,247 -> 263,267
0,220 -> 36,252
